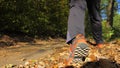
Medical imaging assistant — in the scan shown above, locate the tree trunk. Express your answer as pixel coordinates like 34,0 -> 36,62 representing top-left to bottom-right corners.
107,0 -> 115,27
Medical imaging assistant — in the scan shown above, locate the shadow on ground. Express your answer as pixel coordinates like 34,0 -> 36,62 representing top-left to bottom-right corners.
65,59 -> 120,68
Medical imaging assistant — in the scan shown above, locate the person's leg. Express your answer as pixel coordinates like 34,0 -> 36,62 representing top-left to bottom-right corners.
66,0 -> 86,44
86,0 -> 103,45
66,0 -> 90,65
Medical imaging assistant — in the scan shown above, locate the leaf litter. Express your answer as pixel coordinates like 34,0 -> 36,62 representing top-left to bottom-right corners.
0,37 -> 120,68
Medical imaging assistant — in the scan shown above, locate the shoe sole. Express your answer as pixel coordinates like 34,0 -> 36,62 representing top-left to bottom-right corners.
73,43 -> 90,63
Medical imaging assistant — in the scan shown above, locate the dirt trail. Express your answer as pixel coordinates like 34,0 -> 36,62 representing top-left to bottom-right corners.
0,36 -> 120,68
0,39 -> 66,67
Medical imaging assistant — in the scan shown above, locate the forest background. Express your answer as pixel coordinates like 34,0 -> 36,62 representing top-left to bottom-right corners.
0,0 -> 120,41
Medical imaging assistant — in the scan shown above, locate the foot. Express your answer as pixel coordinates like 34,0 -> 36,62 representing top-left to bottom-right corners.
66,34 -> 90,65
96,43 -> 104,48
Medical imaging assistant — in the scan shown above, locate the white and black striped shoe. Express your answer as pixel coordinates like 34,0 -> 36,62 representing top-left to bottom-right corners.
66,34 -> 90,65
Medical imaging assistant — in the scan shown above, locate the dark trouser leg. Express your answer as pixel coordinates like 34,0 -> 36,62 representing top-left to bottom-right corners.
86,0 -> 103,44
66,0 -> 86,44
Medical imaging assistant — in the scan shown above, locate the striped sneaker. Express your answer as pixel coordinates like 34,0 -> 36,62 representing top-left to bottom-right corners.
66,34 -> 90,65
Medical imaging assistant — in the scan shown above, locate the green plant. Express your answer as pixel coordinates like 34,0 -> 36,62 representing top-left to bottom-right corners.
102,21 -> 114,41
